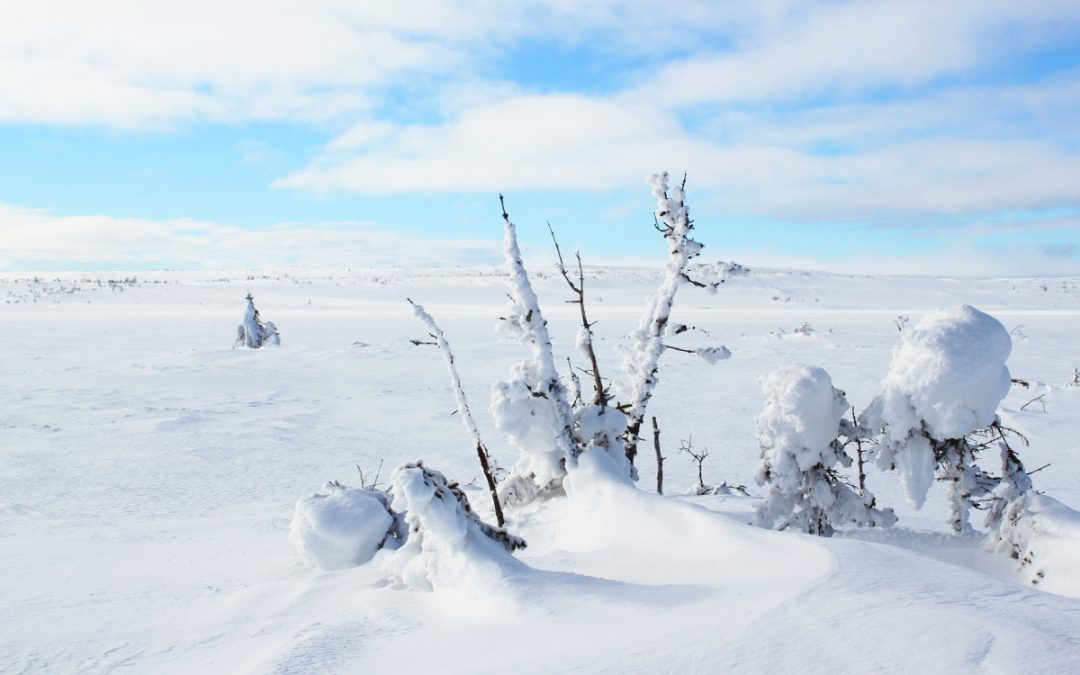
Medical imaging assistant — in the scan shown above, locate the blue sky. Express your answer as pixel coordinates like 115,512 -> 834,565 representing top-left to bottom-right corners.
1,1 -> 1079,274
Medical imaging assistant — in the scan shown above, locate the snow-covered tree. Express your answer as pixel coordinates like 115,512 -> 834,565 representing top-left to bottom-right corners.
754,365 -> 895,536
491,197 -> 580,506
861,305 -> 1020,533
619,173 -> 740,467
235,293 -> 280,348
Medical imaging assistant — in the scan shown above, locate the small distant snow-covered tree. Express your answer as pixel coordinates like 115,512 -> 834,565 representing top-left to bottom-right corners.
235,293 -> 280,348
754,365 -> 895,536
861,305 -> 1017,533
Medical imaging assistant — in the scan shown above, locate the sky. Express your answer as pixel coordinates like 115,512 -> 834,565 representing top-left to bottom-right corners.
1,0 -> 1079,275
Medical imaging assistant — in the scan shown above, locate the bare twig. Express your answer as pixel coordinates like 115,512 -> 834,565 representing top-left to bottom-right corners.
680,436 -> 709,486
549,223 -> 606,406
652,416 -> 664,495
1027,462 -> 1051,475
1020,393 -> 1048,412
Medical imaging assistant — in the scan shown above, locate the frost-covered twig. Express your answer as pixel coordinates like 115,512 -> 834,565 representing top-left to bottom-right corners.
409,298 -> 505,527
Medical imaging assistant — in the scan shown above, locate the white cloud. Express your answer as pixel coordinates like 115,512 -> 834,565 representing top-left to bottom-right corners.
0,203 -> 501,269
275,91 -> 1080,222
0,0 -> 768,128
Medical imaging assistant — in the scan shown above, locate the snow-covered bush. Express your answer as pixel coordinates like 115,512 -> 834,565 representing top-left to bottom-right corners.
235,293 -> 280,348
987,491 -> 1080,595
492,201 -> 582,505
383,462 -> 526,591
619,172 -> 736,466
754,366 -> 894,536
290,481 -> 402,570
862,305 -> 1013,532
291,463 -> 525,589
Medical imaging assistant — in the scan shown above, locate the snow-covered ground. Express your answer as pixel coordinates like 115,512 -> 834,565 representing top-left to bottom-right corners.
3,266 -> 1080,673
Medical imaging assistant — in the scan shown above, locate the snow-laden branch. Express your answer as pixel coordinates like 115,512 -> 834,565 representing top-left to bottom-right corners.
492,196 -> 579,504
409,298 -> 505,527
620,172 -> 722,465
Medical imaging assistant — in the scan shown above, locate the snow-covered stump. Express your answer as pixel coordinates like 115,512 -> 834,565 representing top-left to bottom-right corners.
754,366 -> 894,536
862,305 -> 1015,533
384,462 -> 526,591
235,293 -> 280,348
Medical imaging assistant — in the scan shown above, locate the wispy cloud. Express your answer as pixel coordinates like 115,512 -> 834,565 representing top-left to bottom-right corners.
0,203 -> 501,269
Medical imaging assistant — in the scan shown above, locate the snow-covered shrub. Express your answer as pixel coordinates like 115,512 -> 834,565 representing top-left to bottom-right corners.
235,292 -> 280,348
619,172 -> 736,466
289,481 -> 402,571
291,464 -> 525,590
987,491 -> 1080,595
384,462 -> 526,591
573,404 -> 631,469
862,305 -> 1013,532
492,201 -> 580,505
754,366 -> 894,536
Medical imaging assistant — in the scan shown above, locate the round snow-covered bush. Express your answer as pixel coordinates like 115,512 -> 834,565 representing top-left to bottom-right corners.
868,304 -> 1013,510
758,365 -> 849,477
290,483 -> 394,571
880,304 -> 1011,441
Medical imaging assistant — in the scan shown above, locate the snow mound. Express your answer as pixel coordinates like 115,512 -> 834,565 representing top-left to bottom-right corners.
290,482 -> 396,571
384,463 -> 525,591
991,493 -> 1080,598
880,305 -> 1011,440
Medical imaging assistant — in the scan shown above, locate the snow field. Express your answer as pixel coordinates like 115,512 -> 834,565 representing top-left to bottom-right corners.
2,267 -> 1080,672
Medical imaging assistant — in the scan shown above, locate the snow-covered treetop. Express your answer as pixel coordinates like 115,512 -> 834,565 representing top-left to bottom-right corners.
758,365 -> 849,475
874,304 -> 1012,441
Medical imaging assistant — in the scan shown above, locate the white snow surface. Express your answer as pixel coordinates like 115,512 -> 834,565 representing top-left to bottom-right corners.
3,266 -> 1080,673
